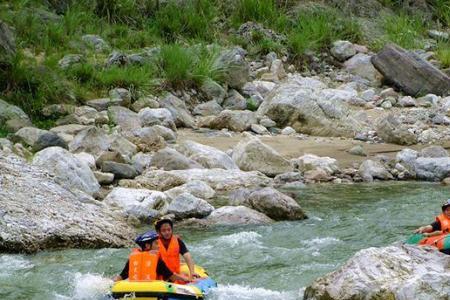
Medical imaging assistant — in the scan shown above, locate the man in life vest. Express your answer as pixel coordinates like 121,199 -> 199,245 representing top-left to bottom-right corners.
113,230 -> 190,282
155,218 -> 199,281
415,199 -> 450,254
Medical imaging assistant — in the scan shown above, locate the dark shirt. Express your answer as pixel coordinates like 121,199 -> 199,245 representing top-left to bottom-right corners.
160,237 -> 188,255
431,220 -> 442,231
119,257 -> 173,280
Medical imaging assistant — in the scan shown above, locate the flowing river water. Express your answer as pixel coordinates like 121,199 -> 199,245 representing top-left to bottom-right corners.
1,182 -> 448,300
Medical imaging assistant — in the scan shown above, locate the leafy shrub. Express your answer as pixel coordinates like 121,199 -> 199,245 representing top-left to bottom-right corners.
288,7 -> 361,57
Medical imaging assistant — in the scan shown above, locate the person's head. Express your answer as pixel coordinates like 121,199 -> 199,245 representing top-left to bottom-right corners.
154,218 -> 174,240
442,199 -> 450,217
135,230 -> 159,251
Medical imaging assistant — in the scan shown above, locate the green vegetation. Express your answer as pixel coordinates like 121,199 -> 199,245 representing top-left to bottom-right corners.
288,7 -> 362,57
381,13 -> 426,49
0,0 -> 449,127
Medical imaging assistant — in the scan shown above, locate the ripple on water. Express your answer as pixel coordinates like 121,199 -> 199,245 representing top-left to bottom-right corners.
0,255 -> 34,277
208,284 -> 301,300
54,273 -> 113,300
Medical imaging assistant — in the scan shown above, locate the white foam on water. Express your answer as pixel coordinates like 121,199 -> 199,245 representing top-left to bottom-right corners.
70,273 -> 113,300
208,284 -> 300,300
0,255 -> 33,276
300,237 -> 342,248
214,231 -> 262,247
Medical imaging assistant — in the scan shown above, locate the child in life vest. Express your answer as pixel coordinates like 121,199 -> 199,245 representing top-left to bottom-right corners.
113,230 -> 190,282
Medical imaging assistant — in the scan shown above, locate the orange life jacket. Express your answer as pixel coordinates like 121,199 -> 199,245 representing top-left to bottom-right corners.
436,213 -> 450,233
418,233 -> 449,250
158,236 -> 181,274
128,248 -> 158,281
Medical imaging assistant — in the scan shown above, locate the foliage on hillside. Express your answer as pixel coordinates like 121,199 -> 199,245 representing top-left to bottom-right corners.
0,0 -> 449,124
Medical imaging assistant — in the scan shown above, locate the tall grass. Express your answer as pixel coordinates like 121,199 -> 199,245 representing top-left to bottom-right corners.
433,0 -> 450,27
288,7 -> 361,57
381,13 -> 426,49
436,42 -> 450,68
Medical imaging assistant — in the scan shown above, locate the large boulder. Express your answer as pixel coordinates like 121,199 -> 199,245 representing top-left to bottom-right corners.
165,180 -> 215,200
159,93 -> 195,128
167,193 -> 214,220
0,99 -> 31,131
420,145 -> 448,158
101,161 -> 138,179
33,147 -> 100,196
69,127 -> 111,158
0,153 -> 134,253
138,108 -> 176,130
137,168 -> 271,192
176,140 -> 238,170
151,147 -> 202,170
344,53 -> 383,86
209,110 -> 257,132
103,187 -> 169,222
122,170 -> 186,191
247,187 -> 307,220
193,100 -> 223,116
376,115 -> 417,145
304,244 -> 450,300
206,206 -> 273,226
372,44 -> 450,96
292,154 -> 339,175
414,157 -> 450,181
257,77 -> 363,137
232,135 -> 292,176
13,127 -> 67,151
108,106 -> 141,132
212,47 -> 249,89
359,159 -> 393,182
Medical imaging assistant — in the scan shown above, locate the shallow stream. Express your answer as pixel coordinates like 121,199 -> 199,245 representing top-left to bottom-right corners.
1,182 -> 448,299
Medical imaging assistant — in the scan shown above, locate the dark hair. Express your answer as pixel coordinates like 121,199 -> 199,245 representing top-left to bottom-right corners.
155,219 -> 173,232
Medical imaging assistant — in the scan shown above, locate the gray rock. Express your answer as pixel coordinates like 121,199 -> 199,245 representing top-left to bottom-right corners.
131,152 -> 153,174
212,47 -> 249,89
428,30 -> 449,41
348,145 -> 367,156
200,79 -> 226,103
69,127 -> 111,158
167,193 -> 214,219
210,110 -> 257,132
259,117 -> 277,128
58,54 -> 84,69
165,180 -> 215,200
122,170 -> 185,191
127,127 -> 167,153
109,88 -> 131,105
5,118 -> 33,133
0,153 -> 134,253
292,154 -> 340,175
331,40 -> 356,61
192,101 -> 223,116
33,146 -> 100,195
431,114 -> 450,125
138,168 -> 272,192
106,51 -> 128,66
138,108 -> 176,130
247,187 -> 306,220
86,98 -> 124,111
131,96 -> 160,112
420,145 -> 448,158
414,157 -> 450,181
344,53 -> 383,86
206,206 -> 273,226
274,172 -> 303,185
376,115 -> 417,145
396,148 -> 419,170
159,93 -> 195,128
42,104 -> 76,118
56,106 -> 98,126
109,135 -> 137,160
281,126 -> 296,135
232,135 -> 292,176
81,34 -> 110,52
104,187 -> 169,222
151,147 -> 202,170
0,99 -> 31,128
176,140 -> 238,170
371,44 -> 450,96
94,171 -> 114,184
398,96 -> 417,107
101,161 -> 138,179
223,90 -> 247,110
250,124 -> 269,135
417,93 -> 439,107
359,159 -> 393,182
108,106 -> 141,132
304,244 -> 450,300
14,127 -> 67,151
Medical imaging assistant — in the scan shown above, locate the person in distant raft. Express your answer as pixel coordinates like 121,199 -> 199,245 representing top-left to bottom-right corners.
113,230 -> 190,283
154,218 -> 199,282
414,199 -> 450,254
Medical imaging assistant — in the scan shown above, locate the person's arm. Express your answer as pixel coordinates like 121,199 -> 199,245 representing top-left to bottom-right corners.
169,272 -> 190,283
178,238 -> 197,281
415,220 -> 440,234
157,258 -> 190,283
113,260 -> 129,282
423,230 -> 443,237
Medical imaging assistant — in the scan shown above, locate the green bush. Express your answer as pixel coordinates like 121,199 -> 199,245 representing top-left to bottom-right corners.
92,64 -> 156,93
288,7 -> 361,57
381,13 -> 426,49
151,0 -> 218,42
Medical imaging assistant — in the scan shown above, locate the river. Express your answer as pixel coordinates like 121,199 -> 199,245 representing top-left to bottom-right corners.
1,182 -> 448,299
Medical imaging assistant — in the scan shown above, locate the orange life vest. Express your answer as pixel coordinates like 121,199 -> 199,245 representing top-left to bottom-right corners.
158,236 -> 180,274
128,248 -> 158,281
436,213 -> 450,233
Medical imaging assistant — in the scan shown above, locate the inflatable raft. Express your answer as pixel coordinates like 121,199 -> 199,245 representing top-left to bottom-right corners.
406,233 -> 450,251
111,264 -> 217,300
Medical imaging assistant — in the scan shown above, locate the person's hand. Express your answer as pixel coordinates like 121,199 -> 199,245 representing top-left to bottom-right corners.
415,227 -> 424,234
112,275 -> 122,282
